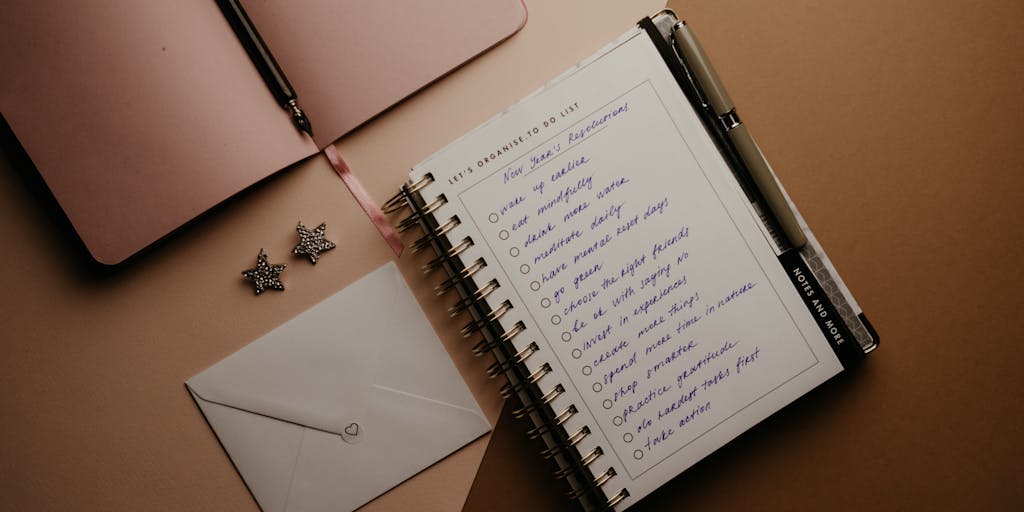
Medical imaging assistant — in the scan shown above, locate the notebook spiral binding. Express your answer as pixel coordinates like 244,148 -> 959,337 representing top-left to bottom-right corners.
384,174 -> 630,511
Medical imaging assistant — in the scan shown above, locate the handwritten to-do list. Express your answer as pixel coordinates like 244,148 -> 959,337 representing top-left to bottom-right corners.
412,32 -> 838,491
456,80 -> 818,476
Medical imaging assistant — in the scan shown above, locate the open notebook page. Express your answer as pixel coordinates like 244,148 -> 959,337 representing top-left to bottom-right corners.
0,1 -> 316,265
407,29 -> 844,508
239,0 -> 527,148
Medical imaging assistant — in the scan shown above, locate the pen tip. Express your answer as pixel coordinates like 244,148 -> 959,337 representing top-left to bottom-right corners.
287,100 -> 314,137
294,111 -> 314,137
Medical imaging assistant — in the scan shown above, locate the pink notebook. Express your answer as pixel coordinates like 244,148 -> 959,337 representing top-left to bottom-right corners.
0,0 -> 527,265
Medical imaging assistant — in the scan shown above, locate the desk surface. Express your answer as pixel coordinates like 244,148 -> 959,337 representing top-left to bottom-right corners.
2,1 -> 1022,510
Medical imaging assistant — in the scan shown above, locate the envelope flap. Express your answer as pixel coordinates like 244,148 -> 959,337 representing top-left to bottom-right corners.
282,384 -> 490,512
187,264 -> 416,435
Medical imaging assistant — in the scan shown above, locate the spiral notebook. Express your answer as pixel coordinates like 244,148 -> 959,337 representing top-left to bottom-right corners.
384,10 -> 879,511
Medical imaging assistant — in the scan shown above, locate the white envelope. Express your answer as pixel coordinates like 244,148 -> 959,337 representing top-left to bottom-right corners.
186,262 -> 490,511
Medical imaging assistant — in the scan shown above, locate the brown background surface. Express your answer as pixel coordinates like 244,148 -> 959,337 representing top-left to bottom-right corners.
2,0 -> 1023,511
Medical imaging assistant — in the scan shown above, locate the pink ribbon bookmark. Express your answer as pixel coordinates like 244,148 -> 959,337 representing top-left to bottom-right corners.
323,144 -> 404,257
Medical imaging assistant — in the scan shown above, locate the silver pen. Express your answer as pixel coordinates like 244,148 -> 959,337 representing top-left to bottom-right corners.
672,20 -> 807,249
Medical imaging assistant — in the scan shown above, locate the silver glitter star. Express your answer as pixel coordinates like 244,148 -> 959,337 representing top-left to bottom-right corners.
293,221 -> 336,264
242,249 -> 286,295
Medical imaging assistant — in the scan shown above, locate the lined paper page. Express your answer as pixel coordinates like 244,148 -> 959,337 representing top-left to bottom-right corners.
411,30 -> 842,507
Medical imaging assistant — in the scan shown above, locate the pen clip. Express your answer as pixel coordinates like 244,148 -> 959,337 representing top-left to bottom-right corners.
669,22 -> 738,132
670,21 -> 710,110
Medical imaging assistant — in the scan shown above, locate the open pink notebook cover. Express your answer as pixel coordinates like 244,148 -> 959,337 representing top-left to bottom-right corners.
0,0 -> 527,265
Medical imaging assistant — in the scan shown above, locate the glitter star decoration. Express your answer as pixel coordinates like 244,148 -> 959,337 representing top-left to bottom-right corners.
241,249 -> 286,295
293,221 -> 336,264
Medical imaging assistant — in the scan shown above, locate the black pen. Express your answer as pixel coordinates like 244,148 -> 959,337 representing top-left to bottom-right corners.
216,0 -> 313,137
